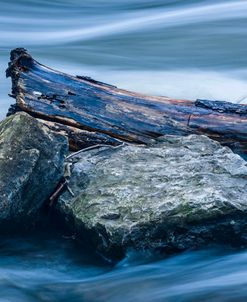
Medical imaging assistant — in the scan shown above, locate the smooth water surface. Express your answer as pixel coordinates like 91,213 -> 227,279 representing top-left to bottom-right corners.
0,1 -> 247,301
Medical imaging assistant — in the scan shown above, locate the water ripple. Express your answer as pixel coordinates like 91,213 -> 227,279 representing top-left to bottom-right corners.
1,1 -> 247,45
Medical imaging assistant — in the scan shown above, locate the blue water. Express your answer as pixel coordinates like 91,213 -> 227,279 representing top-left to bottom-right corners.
2,232 -> 247,302
1,0 -> 247,120
1,0 -> 247,301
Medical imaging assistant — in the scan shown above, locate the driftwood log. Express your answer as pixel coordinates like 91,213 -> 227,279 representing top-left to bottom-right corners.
6,48 -> 247,158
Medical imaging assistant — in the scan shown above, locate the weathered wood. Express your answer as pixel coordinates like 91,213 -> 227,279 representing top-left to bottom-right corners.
6,48 -> 247,158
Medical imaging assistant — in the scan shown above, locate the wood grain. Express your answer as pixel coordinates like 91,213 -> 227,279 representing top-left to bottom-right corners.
6,48 -> 247,158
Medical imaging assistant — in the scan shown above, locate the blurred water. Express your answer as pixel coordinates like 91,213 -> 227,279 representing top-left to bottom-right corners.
1,0 -> 247,119
1,233 -> 247,302
1,1 -> 247,301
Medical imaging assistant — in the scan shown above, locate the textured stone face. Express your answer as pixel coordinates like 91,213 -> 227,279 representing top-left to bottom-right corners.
0,112 -> 68,227
58,135 -> 247,259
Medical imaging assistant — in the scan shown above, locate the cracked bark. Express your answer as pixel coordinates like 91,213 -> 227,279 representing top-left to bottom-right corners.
6,48 -> 247,158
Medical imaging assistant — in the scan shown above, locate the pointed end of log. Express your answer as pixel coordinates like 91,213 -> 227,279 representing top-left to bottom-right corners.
6,48 -> 35,115
6,48 -> 34,77
9,48 -> 29,61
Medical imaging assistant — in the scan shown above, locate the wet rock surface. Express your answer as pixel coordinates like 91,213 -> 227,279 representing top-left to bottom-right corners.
0,112 -> 68,228
57,135 -> 247,260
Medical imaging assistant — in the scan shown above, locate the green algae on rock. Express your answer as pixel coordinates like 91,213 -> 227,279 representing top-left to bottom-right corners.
57,135 -> 247,260
0,112 -> 68,228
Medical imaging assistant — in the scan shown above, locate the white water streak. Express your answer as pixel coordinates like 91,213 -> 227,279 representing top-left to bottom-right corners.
1,1 -> 247,45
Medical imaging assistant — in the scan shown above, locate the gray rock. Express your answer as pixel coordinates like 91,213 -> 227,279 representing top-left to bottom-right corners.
58,135 -> 247,259
0,112 -> 68,227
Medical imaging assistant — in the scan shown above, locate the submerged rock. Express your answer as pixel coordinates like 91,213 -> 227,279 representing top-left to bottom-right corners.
0,112 -> 68,228
58,135 -> 247,260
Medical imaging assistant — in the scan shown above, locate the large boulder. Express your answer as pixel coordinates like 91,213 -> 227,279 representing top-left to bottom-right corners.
57,135 -> 247,260
0,112 -> 68,228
